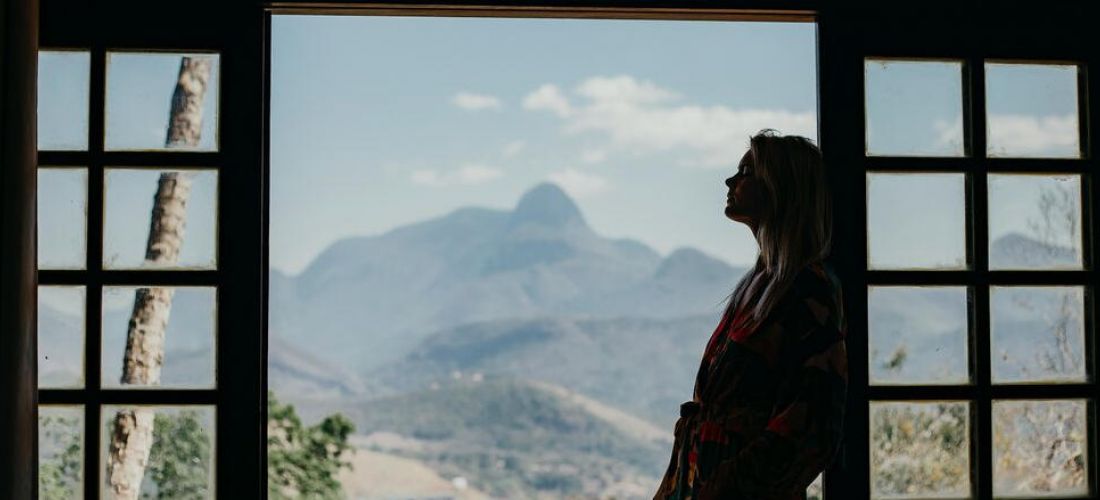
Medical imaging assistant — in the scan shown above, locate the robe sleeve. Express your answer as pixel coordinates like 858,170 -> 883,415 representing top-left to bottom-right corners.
699,286 -> 848,500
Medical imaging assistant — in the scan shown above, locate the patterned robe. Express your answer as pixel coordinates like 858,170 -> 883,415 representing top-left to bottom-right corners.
654,260 -> 848,500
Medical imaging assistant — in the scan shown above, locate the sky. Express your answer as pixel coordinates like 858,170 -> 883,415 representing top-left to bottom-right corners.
36,15 -> 1083,278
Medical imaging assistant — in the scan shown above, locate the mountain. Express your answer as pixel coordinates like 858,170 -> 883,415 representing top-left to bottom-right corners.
269,182 -> 744,375
990,231 -> 1079,268
340,376 -> 668,499
372,313 -> 716,427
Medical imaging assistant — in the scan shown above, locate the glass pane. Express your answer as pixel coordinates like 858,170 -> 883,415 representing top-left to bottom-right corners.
103,169 -> 217,270
992,286 -> 1085,384
101,406 -> 215,498
987,63 -> 1080,158
105,52 -> 219,151
993,400 -> 1088,497
868,173 -> 967,270
38,50 -> 90,151
870,401 -> 971,499
102,286 -> 216,389
807,473 -> 823,500
38,286 -> 85,388
865,59 -> 964,157
869,286 -> 969,385
988,174 -> 1082,270
38,168 -> 88,270
39,406 -> 85,499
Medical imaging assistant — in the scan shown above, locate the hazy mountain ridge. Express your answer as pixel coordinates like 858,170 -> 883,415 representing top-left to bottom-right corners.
269,182 -> 745,375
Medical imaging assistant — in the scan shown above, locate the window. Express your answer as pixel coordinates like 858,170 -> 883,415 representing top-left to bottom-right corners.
18,3 -> 1097,500
269,14 -> 817,498
37,48 -> 223,497
859,51 -> 1092,499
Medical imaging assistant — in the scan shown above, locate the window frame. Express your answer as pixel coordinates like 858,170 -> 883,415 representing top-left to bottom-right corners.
37,1 -> 265,496
819,3 -> 1099,498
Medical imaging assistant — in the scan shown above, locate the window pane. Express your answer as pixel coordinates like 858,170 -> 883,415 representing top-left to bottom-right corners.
39,405 -> 84,499
38,168 -> 88,270
987,63 -> 1080,158
988,174 -> 1082,270
38,50 -> 90,151
870,401 -> 971,499
106,52 -> 219,151
102,286 -> 216,389
38,285 -> 85,389
865,59 -> 964,157
869,286 -> 969,385
101,406 -> 215,498
992,287 -> 1086,384
103,168 -> 217,270
868,173 -> 967,270
993,400 -> 1088,497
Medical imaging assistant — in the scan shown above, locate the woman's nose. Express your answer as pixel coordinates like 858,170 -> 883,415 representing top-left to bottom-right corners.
725,176 -> 736,188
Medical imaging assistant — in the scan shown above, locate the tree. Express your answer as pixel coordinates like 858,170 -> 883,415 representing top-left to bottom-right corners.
106,56 -> 212,500
38,413 -> 82,500
142,411 -> 213,499
267,391 -> 354,499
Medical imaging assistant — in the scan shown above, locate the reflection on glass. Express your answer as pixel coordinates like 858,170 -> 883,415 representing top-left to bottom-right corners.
38,286 -> 85,388
991,287 -> 1085,384
988,174 -> 1081,270
38,168 -> 88,270
865,59 -> 964,157
103,169 -> 217,270
39,406 -> 85,499
38,51 -> 90,151
869,286 -> 969,385
870,401 -> 970,499
102,286 -> 216,389
106,52 -> 220,151
101,405 -> 215,498
987,63 -> 1080,158
868,173 -> 966,270
993,400 -> 1087,497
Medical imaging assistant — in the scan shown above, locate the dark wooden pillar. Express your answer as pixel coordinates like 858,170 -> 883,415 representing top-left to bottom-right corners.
0,0 -> 39,496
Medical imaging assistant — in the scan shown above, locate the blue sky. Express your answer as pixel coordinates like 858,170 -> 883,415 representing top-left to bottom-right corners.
36,15 -> 1082,278
268,15 -> 817,273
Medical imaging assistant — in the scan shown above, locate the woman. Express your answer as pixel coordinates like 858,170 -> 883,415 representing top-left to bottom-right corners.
654,130 -> 848,500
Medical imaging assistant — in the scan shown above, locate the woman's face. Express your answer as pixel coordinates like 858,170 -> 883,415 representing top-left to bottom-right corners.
725,149 -> 767,229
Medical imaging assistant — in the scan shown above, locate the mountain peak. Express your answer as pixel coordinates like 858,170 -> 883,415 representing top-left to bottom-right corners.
508,182 -> 586,230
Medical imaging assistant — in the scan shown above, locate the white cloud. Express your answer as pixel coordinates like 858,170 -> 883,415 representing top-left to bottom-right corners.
522,84 -> 573,118
452,92 -> 502,111
525,75 -> 816,168
410,163 -> 503,187
547,168 -> 608,198
987,113 -> 1078,157
455,164 -> 502,184
580,149 -> 607,164
501,140 -> 525,158
933,117 -> 964,151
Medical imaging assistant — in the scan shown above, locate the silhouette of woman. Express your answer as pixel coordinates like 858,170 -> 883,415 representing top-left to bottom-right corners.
654,130 -> 848,500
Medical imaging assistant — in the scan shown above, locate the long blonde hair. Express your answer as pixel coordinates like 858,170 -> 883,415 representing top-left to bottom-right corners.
723,129 -> 832,327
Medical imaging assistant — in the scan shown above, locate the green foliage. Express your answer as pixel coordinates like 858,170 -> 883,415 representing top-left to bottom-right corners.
143,411 -> 212,499
38,415 -> 82,500
267,391 -> 355,499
